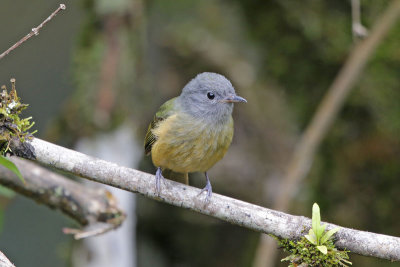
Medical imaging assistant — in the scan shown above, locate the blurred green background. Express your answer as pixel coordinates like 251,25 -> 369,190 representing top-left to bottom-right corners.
0,0 -> 399,266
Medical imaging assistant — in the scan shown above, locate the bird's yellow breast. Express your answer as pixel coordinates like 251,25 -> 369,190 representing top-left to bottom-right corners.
151,113 -> 234,173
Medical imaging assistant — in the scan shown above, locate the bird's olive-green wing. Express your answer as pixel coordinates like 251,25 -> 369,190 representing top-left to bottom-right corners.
144,97 -> 177,155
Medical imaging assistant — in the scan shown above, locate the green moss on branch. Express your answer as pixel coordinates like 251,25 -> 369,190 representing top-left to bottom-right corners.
0,79 -> 36,157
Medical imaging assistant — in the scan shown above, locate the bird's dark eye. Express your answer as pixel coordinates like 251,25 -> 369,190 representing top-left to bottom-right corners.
207,92 -> 215,100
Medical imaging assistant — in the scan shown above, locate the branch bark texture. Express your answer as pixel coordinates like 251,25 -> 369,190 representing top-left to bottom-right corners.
0,156 -> 125,238
20,138 -> 400,261
0,251 -> 15,267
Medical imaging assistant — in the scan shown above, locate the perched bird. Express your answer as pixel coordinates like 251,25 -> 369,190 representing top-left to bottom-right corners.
144,72 -> 246,201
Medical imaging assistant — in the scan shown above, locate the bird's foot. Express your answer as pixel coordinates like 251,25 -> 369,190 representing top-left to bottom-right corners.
198,172 -> 212,202
155,167 -> 166,195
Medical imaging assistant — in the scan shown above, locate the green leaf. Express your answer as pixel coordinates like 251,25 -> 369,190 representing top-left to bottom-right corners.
0,156 -> 24,183
305,229 -> 317,245
317,223 -> 327,240
305,234 -> 316,245
312,203 -> 321,233
320,227 -> 340,244
312,203 -> 324,244
309,228 -> 316,239
317,245 -> 328,254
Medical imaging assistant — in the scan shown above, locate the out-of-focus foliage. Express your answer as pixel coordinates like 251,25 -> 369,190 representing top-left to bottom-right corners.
43,0 -> 400,266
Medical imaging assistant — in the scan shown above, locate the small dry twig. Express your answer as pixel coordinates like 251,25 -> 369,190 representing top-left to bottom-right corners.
352,0 -> 369,39
63,222 -> 121,240
0,4 -> 66,60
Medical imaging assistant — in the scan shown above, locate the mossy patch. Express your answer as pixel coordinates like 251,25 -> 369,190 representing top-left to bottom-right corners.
0,79 -> 36,156
276,203 -> 352,267
276,236 -> 351,267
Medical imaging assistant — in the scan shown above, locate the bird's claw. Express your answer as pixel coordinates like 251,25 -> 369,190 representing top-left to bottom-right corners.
198,173 -> 212,202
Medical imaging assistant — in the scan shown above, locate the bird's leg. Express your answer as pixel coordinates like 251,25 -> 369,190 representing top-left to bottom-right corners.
198,172 -> 213,202
155,167 -> 166,194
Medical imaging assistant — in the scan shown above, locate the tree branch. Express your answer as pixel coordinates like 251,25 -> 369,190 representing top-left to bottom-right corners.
9,137 -> 398,261
0,4 -> 66,60
0,156 -> 125,239
0,251 -> 15,267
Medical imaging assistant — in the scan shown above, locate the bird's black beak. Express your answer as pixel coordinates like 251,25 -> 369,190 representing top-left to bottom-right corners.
221,95 -> 247,103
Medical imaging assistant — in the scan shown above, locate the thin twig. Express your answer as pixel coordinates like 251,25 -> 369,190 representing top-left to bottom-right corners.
352,0 -> 369,39
63,222 -> 120,240
0,4 -> 66,60
14,137 -> 400,261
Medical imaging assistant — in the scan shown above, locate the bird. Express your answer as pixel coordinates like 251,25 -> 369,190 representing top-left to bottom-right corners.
144,72 -> 246,201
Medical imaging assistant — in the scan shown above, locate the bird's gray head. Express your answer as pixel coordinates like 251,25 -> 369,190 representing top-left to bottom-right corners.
178,72 -> 246,124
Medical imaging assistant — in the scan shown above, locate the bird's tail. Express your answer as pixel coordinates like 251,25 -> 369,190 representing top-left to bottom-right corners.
162,169 -> 189,185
